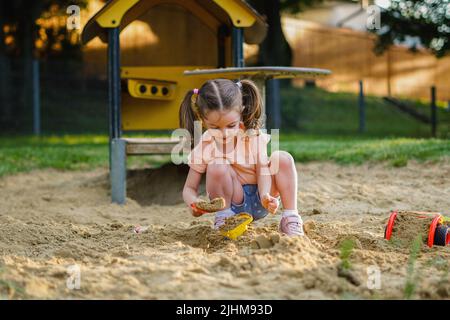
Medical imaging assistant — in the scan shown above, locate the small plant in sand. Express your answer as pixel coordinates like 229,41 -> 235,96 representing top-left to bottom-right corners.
339,239 -> 355,271
403,235 -> 422,300
0,266 -> 25,299
337,239 -> 360,286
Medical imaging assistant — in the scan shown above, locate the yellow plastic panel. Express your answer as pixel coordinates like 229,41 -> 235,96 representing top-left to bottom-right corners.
96,0 -> 139,28
121,66 -> 213,131
212,0 -> 256,27
128,79 -> 176,100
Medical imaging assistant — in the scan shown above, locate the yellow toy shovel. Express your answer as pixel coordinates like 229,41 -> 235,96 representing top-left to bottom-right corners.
219,213 -> 253,240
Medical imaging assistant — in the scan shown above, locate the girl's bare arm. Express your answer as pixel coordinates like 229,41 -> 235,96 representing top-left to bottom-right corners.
257,163 -> 272,197
256,134 -> 272,197
182,168 -> 203,206
255,137 -> 279,214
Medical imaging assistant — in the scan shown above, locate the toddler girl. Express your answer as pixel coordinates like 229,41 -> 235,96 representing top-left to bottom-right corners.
179,79 -> 303,236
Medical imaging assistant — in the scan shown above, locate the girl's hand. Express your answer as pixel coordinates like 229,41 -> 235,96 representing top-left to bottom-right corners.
261,193 -> 279,214
189,199 -> 209,217
190,206 -> 205,217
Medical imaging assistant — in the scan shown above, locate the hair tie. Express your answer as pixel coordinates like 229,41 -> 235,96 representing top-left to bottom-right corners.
191,89 -> 201,119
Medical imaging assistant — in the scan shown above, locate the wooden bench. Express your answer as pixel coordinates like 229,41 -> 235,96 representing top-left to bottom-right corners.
110,137 -> 188,203
123,137 -> 183,155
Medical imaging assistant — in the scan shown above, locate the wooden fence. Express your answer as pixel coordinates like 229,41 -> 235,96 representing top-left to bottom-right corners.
282,17 -> 450,102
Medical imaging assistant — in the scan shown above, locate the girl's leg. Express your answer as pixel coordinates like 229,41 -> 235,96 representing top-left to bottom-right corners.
206,161 -> 243,229
206,160 -> 244,209
268,150 -> 297,211
268,151 -> 303,236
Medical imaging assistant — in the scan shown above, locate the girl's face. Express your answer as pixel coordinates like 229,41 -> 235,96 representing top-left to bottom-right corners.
203,108 -> 244,142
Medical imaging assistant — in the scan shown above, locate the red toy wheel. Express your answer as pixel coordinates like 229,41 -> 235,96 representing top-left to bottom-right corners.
385,210 -> 398,240
433,225 -> 449,246
428,214 -> 443,247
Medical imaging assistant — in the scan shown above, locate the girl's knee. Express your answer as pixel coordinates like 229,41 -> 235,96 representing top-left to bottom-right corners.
206,162 -> 233,179
270,150 -> 295,173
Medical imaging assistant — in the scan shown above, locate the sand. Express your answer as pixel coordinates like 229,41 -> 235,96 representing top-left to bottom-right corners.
195,197 -> 226,213
391,211 -> 441,246
0,161 -> 448,299
219,214 -> 251,232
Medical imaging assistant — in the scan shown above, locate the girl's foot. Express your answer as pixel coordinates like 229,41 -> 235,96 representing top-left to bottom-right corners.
279,215 -> 304,236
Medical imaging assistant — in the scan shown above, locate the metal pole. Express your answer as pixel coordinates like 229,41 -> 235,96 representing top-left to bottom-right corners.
108,27 -> 126,204
108,28 -> 122,166
217,25 -> 228,68
108,27 -> 121,141
431,86 -> 437,138
32,59 -> 40,135
232,27 -> 244,67
267,79 -> 281,129
111,138 -> 126,204
358,80 -> 366,133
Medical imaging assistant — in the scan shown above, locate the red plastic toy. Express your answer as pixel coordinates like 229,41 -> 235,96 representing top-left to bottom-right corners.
385,210 -> 450,248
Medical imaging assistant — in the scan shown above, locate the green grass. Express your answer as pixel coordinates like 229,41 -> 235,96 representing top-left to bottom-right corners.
0,134 -> 448,177
0,141 -> 107,176
281,87 -> 450,139
0,134 -> 171,177
278,135 -> 450,166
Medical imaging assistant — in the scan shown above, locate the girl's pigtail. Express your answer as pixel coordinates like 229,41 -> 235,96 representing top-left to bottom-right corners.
179,90 -> 200,147
240,79 -> 262,131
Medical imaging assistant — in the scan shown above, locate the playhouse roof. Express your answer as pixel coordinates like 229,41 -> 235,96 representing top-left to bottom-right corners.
82,0 -> 268,45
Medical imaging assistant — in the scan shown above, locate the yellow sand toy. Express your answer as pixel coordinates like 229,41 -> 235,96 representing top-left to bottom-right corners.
219,213 -> 253,240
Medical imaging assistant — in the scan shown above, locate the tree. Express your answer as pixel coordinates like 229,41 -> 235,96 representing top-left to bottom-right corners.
246,0 -> 324,128
1,1 -> 87,59
0,0 -> 87,131
373,0 -> 450,58
247,0 -> 322,67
